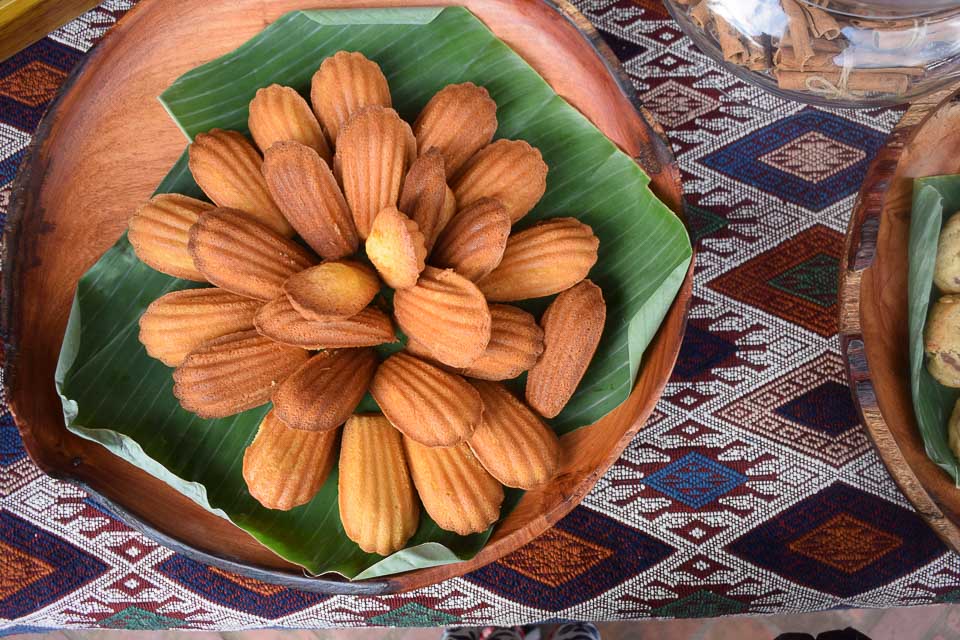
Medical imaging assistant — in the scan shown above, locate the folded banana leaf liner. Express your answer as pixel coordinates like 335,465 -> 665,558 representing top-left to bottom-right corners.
56,7 -> 692,579
910,175 -> 960,484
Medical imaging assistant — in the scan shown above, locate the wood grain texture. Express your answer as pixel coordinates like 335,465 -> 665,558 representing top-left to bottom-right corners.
2,0 -> 691,594
840,87 -> 960,552
0,0 -> 101,62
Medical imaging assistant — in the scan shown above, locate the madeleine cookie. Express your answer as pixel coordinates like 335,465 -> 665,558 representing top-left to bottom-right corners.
463,304 -> 544,381
249,84 -> 331,162
128,194 -> 213,281
365,207 -> 427,289
453,139 -> 547,224
398,149 -> 451,250
311,51 -> 391,144
414,83 -> 497,179
254,296 -> 394,349
432,198 -> 510,282
283,260 -> 380,320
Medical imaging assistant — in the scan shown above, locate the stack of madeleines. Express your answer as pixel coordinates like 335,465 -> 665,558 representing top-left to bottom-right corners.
129,51 -> 606,556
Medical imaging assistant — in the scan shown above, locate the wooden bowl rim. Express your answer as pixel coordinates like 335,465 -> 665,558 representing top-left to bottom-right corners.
1,0 -> 693,594
840,89 -> 960,552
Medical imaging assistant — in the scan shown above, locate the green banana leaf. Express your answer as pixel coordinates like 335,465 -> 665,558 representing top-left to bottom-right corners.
57,6 -> 692,579
909,176 -> 960,484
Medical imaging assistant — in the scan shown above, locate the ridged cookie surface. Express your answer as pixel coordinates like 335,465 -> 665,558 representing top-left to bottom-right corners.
463,304 -> 544,381
398,149 -> 451,251
370,352 -> 482,446
469,380 -> 560,488
273,348 -> 378,432
526,280 -> 606,418
248,84 -> 331,163
243,409 -> 339,510
432,198 -> 509,282
262,140 -> 358,259
339,414 -> 419,555
414,83 -> 497,179
311,51 -> 391,144
188,129 -> 291,236
283,260 -> 380,320
476,218 -> 598,301
128,194 -> 212,281
255,296 -> 394,349
139,288 -> 261,367
404,438 -> 503,535
188,208 -> 316,301
453,139 -> 547,224
173,330 -> 307,418
393,266 -> 491,368
365,207 -> 427,289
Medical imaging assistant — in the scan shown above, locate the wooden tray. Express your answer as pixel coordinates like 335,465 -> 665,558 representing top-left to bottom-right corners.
2,0 -> 693,594
840,89 -> 960,551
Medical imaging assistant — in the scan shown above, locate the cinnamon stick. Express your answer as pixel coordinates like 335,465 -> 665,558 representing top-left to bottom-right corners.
776,69 -> 910,95
802,3 -> 841,40
780,0 -> 815,70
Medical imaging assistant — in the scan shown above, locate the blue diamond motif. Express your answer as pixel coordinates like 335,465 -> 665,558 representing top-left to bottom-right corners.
700,109 -> 886,211
644,452 -> 748,509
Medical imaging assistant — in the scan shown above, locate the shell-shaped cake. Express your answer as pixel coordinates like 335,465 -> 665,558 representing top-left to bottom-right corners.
414,83 -> 497,179
398,149 -> 450,251
476,217 -> 598,301
262,140 -> 358,260
468,380 -> 561,489
283,260 -> 380,320
254,296 -> 394,349
139,288 -> 262,367
188,208 -> 316,301
187,129 -> 291,236
453,139 -> 547,224
463,304 -> 544,381
339,414 -> 419,555
527,280 -> 606,418
272,348 -> 378,432
243,410 -> 339,511
393,266 -> 491,368
173,330 -> 307,418
128,194 -> 213,281
365,207 -> 427,289
432,197 -> 509,282
370,352 -> 482,447
403,438 -> 504,535
311,51 -> 392,145
336,106 -> 410,238
248,84 -> 331,163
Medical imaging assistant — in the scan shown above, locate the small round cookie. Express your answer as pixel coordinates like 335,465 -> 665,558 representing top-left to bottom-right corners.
950,399 -> 960,465
925,294 -> 960,387
935,211 -> 960,293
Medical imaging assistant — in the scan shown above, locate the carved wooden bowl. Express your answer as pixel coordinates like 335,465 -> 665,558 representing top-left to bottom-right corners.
840,90 -> 960,552
3,0 -> 693,593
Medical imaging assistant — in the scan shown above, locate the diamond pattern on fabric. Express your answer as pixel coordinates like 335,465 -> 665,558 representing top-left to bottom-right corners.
643,452 -> 748,509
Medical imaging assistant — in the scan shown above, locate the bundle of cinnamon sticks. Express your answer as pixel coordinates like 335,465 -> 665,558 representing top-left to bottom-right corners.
674,0 -> 953,99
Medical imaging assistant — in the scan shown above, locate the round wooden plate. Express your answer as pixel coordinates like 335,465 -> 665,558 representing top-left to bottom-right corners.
2,0 -> 693,594
840,89 -> 960,551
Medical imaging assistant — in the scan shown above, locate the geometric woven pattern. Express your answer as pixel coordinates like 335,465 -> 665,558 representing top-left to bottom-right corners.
4,0 -> 960,631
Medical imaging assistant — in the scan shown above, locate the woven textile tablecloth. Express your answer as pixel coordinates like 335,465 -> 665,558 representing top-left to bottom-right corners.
2,0 -> 959,632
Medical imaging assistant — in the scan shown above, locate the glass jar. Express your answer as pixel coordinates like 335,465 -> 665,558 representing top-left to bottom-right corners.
664,0 -> 960,107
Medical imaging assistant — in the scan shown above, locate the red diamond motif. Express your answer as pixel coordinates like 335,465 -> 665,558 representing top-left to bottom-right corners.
669,519 -> 727,545
107,537 -> 156,563
677,554 -> 729,580
108,573 -> 154,596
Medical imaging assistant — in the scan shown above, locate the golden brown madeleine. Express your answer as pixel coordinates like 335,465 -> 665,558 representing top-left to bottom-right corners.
393,266 -> 491,368
925,294 -> 960,387
173,330 -> 308,418
527,280 -> 606,418
339,414 -> 419,555
128,194 -> 213,281
371,352 -> 482,446
398,149 -> 450,251
188,208 -> 316,301
187,129 -> 291,236
262,141 -> 359,260
243,409 -> 339,511
468,380 -> 560,488
139,288 -> 261,367
432,198 -> 510,282
414,83 -> 497,179
311,51 -> 392,145
453,139 -> 547,224
272,348 -> 378,432
283,260 -> 380,320
248,84 -> 331,163
476,217 -> 599,302
403,438 -> 503,535
463,304 -> 544,381
365,207 -> 427,289
336,106 -> 409,239
255,296 -> 395,349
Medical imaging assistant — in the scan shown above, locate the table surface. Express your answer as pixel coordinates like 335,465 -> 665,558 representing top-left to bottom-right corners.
3,0 -> 960,632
